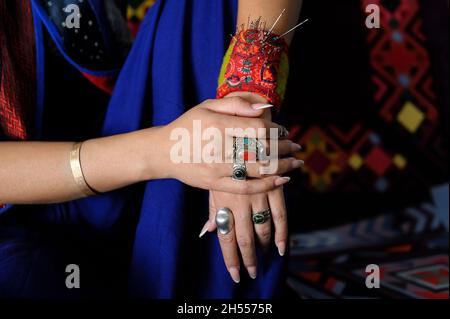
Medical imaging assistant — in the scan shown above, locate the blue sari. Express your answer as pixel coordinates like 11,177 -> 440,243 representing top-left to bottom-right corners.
0,0 -> 286,298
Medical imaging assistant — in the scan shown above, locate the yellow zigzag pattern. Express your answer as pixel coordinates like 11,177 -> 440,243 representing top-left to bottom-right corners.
127,0 -> 156,21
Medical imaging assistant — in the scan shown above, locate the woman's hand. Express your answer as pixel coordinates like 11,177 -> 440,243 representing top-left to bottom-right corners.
0,96 -> 297,204
204,166 -> 297,282
198,92 -> 302,283
201,145 -> 300,282
140,96 -> 298,195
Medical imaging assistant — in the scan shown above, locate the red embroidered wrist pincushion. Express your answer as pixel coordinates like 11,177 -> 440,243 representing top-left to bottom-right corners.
217,29 -> 289,109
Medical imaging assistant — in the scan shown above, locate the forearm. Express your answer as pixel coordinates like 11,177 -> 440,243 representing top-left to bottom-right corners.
237,0 -> 303,43
0,127 -> 164,204
225,1 -> 303,107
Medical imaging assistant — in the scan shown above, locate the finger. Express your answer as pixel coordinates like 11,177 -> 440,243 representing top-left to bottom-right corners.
216,208 -> 241,283
202,96 -> 272,117
214,157 -> 302,178
208,191 -> 218,232
233,200 -> 257,279
268,187 -> 288,256
227,139 -> 301,161
251,194 -> 272,250
214,176 -> 291,195
199,192 -> 218,237
260,139 -> 302,158
222,116 -> 286,139
246,157 -> 304,177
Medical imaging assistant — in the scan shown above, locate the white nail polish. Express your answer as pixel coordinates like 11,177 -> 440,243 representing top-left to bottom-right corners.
252,103 -> 274,110
277,241 -> 286,256
274,176 -> 291,187
199,223 -> 209,238
229,267 -> 241,283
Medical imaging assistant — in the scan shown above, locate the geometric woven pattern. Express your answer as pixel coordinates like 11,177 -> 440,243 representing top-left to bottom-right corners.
289,0 -> 448,197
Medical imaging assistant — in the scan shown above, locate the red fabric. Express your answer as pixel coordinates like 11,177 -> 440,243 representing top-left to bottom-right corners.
0,0 -> 36,140
81,72 -> 117,95
217,29 -> 289,108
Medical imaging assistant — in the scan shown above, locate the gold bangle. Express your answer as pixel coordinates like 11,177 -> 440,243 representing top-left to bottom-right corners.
70,142 -> 99,197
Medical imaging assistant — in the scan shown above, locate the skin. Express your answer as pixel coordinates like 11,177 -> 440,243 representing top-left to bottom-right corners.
0,97 -> 297,204
203,0 -> 304,283
0,0 -> 304,286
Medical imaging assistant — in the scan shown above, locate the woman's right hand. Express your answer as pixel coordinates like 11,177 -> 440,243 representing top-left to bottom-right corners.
0,97 -> 298,204
142,97 -> 298,195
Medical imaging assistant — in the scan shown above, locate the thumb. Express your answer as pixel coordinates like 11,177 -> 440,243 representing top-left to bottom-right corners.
204,96 -> 273,117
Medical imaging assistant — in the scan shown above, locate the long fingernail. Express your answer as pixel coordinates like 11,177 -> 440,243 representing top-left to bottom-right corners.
198,222 -> 209,238
251,103 -> 274,110
247,266 -> 257,279
229,267 -> 241,283
292,159 -> 304,168
291,143 -> 302,152
274,176 -> 291,186
277,241 -> 286,256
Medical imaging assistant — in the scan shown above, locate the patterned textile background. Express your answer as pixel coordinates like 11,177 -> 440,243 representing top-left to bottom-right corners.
282,0 -> 449,299
283,0 -> 448,231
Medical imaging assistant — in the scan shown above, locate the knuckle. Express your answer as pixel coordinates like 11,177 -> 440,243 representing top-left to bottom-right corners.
227,262 -> 240,269
201,175 -> 213,189
251,165 -> 262,178
273,213 -> 287,223
253,119 -> 265,129
205,162 -> 216,172
237,236 -> 252,248
228,96 -> 245,107
238,182 -> 250,194
258,229 -> 271,242
219,233 -> 235,244
209,118 -> 222,130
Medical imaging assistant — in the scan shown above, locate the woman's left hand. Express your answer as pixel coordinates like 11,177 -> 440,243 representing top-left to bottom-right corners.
199,92 -> 301,283
204,186 -> 291,282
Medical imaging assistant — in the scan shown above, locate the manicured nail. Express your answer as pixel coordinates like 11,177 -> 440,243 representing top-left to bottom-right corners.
247,266 -> 257,279
229,267 -> 241,283
292,159 -> 304,168
291,143 -> 302,152
277,241 -> 286,256
198,222 -> 209,238
251,103 -> 274,110
274,176 -> 291,186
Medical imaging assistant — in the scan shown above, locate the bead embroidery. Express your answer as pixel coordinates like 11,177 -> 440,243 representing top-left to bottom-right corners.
217,29 -> 289,108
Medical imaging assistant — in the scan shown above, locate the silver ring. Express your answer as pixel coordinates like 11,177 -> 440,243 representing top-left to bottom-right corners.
236,141 -> 265,162
232,162 -> 246,180
216,207 -> 233,235
235,137 -> 264,161
233,137 -> 247,180
279,126 -> 289,138
252,209 -> 271,224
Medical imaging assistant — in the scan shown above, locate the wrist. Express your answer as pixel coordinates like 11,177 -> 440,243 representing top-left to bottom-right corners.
217,29 -> 289,109
136,125 -> 173,182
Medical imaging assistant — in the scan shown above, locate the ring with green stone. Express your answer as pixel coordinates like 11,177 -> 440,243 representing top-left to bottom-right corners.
252,209 -> 271,224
